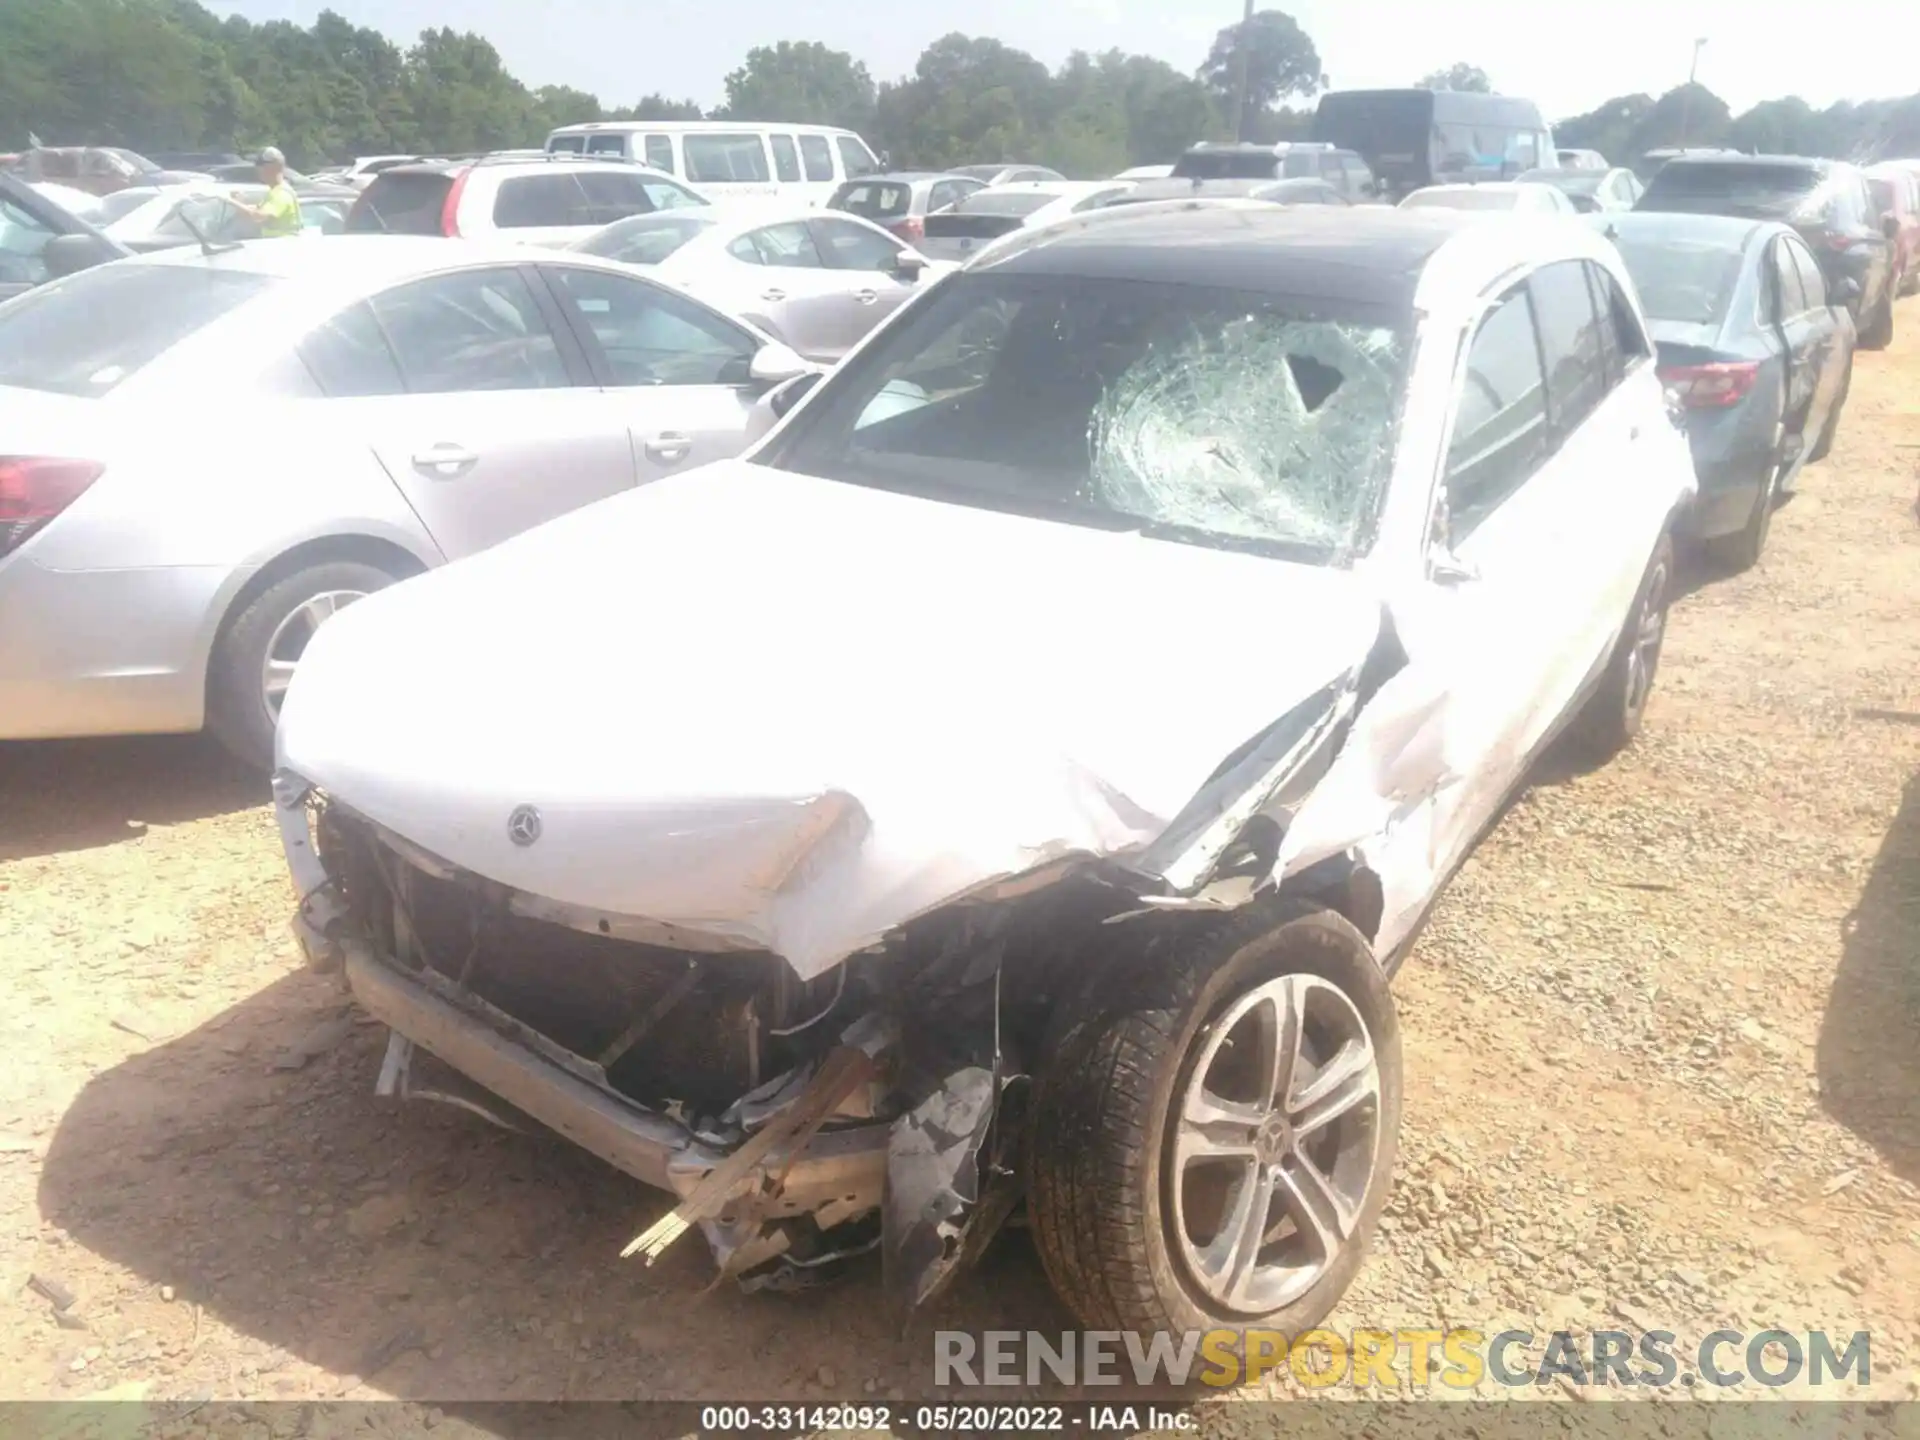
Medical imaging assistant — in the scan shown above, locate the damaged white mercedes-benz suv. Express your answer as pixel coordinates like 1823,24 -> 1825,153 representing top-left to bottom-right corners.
274,203 -> 1694,1339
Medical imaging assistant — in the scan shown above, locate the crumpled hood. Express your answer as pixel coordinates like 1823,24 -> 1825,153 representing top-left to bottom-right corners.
279,461 -> 1381,976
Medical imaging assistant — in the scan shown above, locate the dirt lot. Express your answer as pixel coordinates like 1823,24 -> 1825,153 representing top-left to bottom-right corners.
3,309 -> 1919,1418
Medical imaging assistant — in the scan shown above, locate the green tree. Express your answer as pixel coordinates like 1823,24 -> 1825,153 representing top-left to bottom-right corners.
1553,93 -> 1654,164
534,85 -> 603,130
608,95 -> 705,122
720,41 -> 874,133
871,34 -> 1052,169
1417,63 -> 1491,93
1629,83 -> 1731,154
1198,9 -> 1324,140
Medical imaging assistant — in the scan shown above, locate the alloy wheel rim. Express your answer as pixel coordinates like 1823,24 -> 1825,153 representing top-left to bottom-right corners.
1169,973 -> 1382,1316
262,590 -> 366,721
1623,560 -> 1669,722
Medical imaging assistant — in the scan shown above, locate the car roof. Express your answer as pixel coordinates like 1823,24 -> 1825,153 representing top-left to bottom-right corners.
1596,211 -> 1784,249
973,202 -> 1482,313
1658,153 -> 1833,173
131,234 -> 563,283
374,157 -> 680,182
973,180 -> 1119,199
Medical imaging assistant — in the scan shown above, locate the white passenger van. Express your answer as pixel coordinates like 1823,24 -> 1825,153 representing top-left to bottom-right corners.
544,122 -> 882,207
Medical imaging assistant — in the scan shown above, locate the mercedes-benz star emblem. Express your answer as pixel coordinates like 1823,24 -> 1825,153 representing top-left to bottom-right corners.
506,805 -> 542,847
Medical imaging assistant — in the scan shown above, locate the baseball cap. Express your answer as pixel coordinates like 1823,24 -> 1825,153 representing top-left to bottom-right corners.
255,146 -> 285,165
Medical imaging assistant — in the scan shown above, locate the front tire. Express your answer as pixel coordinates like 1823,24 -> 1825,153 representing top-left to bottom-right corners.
1026,903 -> 1401,1343
207,560 -> 395,769
1567,531 -> 1674,762
1859,291 -> 1894,351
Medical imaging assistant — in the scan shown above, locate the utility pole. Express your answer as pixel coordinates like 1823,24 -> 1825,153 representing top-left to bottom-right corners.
1228,0 -> 1255,142
1677,37 -> 1707,147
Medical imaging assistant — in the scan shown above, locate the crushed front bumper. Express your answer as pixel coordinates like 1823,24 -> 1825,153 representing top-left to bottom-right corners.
275,777 -> 887,1226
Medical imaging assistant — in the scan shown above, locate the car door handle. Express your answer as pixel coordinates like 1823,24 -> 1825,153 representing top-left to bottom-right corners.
853,289 -> 878,304
411,444 -> 478,477
644,432 -> 692,463
760,288 -> 787,303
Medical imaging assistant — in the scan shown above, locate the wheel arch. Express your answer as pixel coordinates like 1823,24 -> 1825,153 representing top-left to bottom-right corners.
194,530 -> 436,724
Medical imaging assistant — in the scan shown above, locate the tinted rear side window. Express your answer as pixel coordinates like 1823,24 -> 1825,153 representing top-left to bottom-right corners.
586,134 -> 627,157
576,170 -> 660,224
0,264 -> 273,396
493,173 -> 586,228
548,135 -> 586,154
347,172 -> 455,234
1529,259 -> 1609,434
834,181 -> 912,220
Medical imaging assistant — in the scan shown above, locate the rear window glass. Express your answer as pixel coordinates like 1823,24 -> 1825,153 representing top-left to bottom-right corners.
957,191 -> 1056,218
0,264 -> 272,396
1609,235 -> 1745,326
586,134 -> 627,157
1172,150 -> 1282,180
493,173 -> 585,228
833,181 -> 912,219
1868,177 -> 1895,213
347,172 -> 454,234
685,134 -> 770,184
548,135 -> 587,154
1640,162 -> 1825,218
1402,188 -> 1517,211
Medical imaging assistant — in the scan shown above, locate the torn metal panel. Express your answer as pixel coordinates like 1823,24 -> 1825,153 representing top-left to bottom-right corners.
276,459 -> 1385,980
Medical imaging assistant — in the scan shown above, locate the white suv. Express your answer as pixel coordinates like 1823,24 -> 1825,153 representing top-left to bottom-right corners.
344,156 -> 710,247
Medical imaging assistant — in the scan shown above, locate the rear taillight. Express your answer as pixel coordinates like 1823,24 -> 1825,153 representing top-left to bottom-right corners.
892,215 -> 925,242
1658,361 -> 1761,409
0,457 -> 103,557
440,169 -> 471,237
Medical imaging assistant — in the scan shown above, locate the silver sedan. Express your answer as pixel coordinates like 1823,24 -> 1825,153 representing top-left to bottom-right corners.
571,207 -> 946,361
0,236 -> 811,765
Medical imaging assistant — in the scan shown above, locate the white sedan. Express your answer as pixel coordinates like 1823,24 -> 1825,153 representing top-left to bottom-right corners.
0,237 -> 811,765
1399,181 -> 1579,215
917,180 -> 1139,262
274,205 -> 1693,1332
571,207 -> 943,362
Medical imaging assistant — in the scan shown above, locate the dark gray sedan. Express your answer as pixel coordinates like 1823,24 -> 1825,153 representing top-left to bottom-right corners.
1599,212 -> 1854,570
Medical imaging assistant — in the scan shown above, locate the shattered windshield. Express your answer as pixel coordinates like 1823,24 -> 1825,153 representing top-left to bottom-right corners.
763,272 -> 1410,564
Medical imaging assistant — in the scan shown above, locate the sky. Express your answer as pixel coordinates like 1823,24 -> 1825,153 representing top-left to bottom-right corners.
210,0 -> 1918,121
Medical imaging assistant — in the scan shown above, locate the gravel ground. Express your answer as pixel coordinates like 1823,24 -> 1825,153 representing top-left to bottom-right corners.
2,305 -> 1918,1421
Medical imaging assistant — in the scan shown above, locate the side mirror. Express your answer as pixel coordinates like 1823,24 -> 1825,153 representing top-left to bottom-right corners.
893,250 -> 928,280
1833,275 -> 1862,305
1429,548 -> 1480,585
748,340 -> 810,387
42,231 -> 118,279
765,370 -> 823,420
